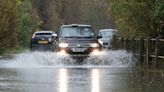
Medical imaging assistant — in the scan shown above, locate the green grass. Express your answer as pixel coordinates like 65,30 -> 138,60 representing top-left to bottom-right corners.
0,46 -> 29,56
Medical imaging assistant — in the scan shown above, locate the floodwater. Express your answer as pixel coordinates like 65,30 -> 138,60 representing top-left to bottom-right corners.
0,50 -> 164,92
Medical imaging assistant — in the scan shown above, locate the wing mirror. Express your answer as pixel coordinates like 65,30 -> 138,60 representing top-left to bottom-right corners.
97,34 -> 102,38
52,33 -> 57,38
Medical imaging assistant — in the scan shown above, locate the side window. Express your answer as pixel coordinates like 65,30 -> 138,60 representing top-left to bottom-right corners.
98,32 -> 103,37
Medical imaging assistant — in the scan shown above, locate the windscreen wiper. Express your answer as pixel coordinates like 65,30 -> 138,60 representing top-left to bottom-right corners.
82,36 -> 95,38
63,36 -> 82,38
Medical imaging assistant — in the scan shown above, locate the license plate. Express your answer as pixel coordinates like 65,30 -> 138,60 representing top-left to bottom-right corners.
72,48 -> 85,52
38,41 -> 48,44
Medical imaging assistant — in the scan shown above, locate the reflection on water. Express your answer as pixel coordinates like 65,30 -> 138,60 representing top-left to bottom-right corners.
0,67 -> 164,92
91,69 -> 101,92
57,68 -> 103,92
58,69 -> 68,92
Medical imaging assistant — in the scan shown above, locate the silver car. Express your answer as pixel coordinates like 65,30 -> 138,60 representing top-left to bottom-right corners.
98,29 -> 117,49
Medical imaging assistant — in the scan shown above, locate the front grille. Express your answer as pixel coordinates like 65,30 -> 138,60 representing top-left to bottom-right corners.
68,43 -> 90,47
103,43 -> 108,45
66,48 -> 92,54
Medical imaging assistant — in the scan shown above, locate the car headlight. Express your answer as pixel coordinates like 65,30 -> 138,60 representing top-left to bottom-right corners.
91,49 -> 100,55
59,43 -> 68,48
98,40 -> 103,45
90,43 -> 99,48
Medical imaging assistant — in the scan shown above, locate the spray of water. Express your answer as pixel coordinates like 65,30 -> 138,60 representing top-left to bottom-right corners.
0,50 -> 133,68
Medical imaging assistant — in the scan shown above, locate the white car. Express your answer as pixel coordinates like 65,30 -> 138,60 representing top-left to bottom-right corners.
98,29 -> 117,49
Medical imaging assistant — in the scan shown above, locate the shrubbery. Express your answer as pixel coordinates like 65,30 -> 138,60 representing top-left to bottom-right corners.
108,0 -> 164,38
0,0 -> 41,54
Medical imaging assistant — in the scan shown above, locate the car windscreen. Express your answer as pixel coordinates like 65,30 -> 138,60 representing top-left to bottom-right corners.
100,31 -> 114,38
60,27 -> 96,38
34,33 -> 52,38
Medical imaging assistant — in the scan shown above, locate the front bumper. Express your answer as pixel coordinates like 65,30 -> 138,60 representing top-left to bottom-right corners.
56,47 -> 101,57
100,43 -> 112,48
31,44 -> 52,51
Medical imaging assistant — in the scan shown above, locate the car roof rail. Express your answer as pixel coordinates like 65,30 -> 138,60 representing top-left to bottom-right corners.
71,24 -> 79,27
61,24 -> 91,28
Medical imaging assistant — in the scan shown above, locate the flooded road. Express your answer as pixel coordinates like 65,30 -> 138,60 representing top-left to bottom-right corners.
0,50 -> 164,92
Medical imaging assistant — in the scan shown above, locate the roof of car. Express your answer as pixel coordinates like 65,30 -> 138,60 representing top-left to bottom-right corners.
34,31 -> 54,34
62,24 -> 91,27
99,29 -> 117,32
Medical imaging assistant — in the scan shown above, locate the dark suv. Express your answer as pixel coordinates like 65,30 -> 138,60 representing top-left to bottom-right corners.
30,31 -> 54,51
53,24 -> 102,58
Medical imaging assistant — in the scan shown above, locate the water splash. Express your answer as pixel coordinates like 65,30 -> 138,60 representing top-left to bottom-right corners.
85,50 -> 133,67
0,50 -> 133,68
